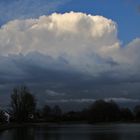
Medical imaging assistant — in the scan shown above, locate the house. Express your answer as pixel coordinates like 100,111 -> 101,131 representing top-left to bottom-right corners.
0,110 -> 10,123
3,111 -> 10,123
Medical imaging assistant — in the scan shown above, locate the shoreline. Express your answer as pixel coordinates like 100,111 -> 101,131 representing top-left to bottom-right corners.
0,121 -> 140,132
0,123 -> 30,131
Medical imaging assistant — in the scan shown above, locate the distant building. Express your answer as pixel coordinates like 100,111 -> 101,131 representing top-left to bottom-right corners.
3,111 -> 10,123
0,110 -> 10,123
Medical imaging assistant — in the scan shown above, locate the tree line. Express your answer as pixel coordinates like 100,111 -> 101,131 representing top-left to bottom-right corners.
1,86 -> 140,124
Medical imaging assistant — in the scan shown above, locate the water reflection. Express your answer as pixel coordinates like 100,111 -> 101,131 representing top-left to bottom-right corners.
0,126 -> 35,140
0,124 -> 140,140
14,127 -> 34,140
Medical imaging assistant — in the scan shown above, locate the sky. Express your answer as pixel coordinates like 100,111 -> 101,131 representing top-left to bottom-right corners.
0,0 -> 140,110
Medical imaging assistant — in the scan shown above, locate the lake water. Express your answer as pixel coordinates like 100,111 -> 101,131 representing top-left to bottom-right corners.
0,124 -> 140,140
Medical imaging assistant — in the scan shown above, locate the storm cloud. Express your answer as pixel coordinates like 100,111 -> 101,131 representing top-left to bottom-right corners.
0,12 -> 140,109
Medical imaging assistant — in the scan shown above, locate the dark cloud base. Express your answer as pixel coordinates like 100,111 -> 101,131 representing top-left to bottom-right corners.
0,54 -> 140,110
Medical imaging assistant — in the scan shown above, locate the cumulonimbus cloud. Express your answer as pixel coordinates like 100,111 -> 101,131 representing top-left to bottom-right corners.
0,12 -> 140,78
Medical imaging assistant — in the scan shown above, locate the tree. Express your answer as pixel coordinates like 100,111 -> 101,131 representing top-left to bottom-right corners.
42,105 -> 52,121
134,105 -> 140,121
0,110 -> 7,123
51,105 -> 62,122
10,86 -> 36,122
52,105 -> 62,116
88,100 -> 121,122
121,108 -> 134,121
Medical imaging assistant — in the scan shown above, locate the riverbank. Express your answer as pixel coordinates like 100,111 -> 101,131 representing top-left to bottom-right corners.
0,123 -> 29,131
0,123 -> 49,131
0,122 -> 66,131
1,123 -> 140,140
0,122 -> 83,131
0,121 -> 140,132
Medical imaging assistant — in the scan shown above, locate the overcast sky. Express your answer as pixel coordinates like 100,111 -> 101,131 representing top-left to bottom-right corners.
0,0 -> 140,110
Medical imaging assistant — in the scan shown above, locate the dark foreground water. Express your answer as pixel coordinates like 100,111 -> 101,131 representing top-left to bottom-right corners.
0,124 -> 140,140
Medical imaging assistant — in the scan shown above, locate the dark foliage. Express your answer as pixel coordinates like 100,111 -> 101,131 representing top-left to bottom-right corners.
10,86 -> 36,122
134,105 -> 140,121
42,105 -> 62,122
0,110 -> 7,123
1,87 -> 140,124
88,100 -> 121,122
120,108 -> 134,121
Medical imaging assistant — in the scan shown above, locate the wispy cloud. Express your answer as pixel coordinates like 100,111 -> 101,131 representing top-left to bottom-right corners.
45,98 -> 96,103
124,0 -> 140,13
105,97 -> 140,103
0,0 -> 68,25
45,98 -> 140,103
137,5 -> 140,13
45,90 -> 66,97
